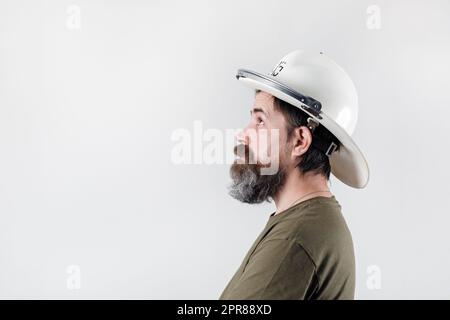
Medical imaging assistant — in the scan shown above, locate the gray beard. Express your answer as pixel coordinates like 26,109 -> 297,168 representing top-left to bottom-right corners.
227,162 -> 287,204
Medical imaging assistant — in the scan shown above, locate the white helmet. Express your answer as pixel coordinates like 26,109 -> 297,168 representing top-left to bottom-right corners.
236,49 -> 369,188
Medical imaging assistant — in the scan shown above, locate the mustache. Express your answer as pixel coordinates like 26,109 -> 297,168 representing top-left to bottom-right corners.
233,144 -> 256,164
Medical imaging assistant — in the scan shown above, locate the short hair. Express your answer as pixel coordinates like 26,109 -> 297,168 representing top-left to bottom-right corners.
256,89 -> 341,179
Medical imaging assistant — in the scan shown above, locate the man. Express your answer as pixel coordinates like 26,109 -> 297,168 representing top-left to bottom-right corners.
219,50 -> 369,300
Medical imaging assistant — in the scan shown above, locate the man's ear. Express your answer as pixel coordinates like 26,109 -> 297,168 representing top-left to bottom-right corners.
290,126 -> 313,160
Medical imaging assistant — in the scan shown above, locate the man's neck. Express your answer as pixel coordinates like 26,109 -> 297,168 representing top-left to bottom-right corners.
273,169 -> 332,215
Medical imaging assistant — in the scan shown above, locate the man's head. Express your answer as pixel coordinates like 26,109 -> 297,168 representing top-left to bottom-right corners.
228,89 -> 340,203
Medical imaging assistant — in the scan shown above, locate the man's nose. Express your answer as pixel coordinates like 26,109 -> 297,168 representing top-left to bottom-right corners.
235,128 -> 249,145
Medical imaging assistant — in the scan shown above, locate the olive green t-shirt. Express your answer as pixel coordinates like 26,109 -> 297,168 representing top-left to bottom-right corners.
219,196 -> 355,300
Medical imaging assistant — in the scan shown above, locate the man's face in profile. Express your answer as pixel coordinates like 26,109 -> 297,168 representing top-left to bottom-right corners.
228,91 -> 291,203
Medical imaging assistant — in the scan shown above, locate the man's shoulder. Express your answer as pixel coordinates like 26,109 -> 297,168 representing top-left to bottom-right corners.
269,197 -> 354,265
258,197 -> 355,299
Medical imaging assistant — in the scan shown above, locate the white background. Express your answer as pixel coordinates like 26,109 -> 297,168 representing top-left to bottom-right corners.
1,0 -> 449,299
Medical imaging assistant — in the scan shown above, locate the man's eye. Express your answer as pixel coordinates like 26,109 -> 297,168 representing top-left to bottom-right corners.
256,118 -> 265,125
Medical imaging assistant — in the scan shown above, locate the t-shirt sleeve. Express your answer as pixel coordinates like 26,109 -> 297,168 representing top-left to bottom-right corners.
223,238 -> 318,300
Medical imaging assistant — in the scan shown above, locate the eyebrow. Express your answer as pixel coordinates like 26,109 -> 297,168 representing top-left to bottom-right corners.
250,107 -> 268,117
